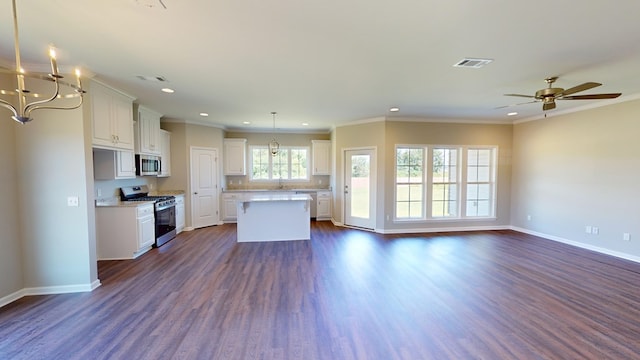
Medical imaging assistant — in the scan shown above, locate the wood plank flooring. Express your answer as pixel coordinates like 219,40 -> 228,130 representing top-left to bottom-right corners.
2,222 -> 640,359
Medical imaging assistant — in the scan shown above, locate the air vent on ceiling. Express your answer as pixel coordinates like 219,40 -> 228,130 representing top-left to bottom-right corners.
453,58 -> 493,68
136,75 -> 168,82
135,0 -> 167,9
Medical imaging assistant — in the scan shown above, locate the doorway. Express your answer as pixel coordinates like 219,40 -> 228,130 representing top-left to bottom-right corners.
190,146 -> 219,229
344,148 -> 376,230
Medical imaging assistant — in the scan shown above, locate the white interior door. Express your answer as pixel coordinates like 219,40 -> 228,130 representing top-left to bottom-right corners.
191,147 -> 219,229
344,148 -> 376,229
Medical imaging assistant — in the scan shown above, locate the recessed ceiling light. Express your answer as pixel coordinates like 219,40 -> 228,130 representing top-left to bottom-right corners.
242,121 -> 251,125
302,123 -> 309,126
389,107 -> 400,112
507,112 -> 518,116
161,88 -> 174,93
199,112 -> 209,117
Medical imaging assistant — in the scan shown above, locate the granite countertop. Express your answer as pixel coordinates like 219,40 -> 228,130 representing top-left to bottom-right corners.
96,189 -> 185,207
95,198 -> 155,208
240,193 -> 313,202
150,190 -> 186,196
223,188 -> 331,193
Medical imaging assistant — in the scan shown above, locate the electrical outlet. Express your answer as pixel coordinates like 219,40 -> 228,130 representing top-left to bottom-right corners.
67,196 -> 79,207
623,233 -> 631,241
585,226 -> 592,234
592,227 -> 599,235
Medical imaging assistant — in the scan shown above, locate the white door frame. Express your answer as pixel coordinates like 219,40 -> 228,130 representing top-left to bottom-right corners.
190,146 -> 219,229
343,147 -> 377,230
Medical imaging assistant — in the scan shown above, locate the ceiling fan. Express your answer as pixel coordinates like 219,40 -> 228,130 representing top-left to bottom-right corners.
500,77 -> 621,111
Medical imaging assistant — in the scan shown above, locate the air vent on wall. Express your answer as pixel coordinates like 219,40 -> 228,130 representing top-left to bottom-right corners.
453,58 -> 493,68
136,75 -> 168,82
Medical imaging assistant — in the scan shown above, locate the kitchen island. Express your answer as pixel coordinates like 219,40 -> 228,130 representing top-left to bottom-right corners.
236,193 -> 312,242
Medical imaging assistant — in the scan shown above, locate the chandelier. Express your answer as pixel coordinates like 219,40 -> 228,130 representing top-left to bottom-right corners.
269,111 -> 280,156
0,0 -> 85,124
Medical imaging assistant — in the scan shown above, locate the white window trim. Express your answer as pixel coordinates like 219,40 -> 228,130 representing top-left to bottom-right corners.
394,145 -> 427,221
394,144 -> 498,222
249,145 -> 311,182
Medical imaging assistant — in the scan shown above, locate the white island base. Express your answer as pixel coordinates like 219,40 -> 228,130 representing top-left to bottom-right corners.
237,193 -> 312,242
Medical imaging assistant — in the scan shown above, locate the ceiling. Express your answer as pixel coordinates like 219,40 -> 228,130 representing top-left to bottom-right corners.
2,0 -> 640,132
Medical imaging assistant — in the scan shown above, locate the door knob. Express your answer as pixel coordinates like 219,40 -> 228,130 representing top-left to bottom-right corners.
194,192 -> 198,195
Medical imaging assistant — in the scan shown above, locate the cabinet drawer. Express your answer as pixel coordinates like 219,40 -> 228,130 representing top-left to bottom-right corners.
317,191 -> 331,198
137,204 -> 154,217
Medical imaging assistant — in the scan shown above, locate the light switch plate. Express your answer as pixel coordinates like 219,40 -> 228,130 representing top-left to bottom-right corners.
67,196 -> 79,207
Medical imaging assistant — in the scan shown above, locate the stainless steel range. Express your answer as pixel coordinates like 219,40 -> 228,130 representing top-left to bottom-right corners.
121,185 -> 177,247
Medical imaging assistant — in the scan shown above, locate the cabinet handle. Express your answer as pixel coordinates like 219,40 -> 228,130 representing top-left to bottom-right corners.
194,192 -> 198,195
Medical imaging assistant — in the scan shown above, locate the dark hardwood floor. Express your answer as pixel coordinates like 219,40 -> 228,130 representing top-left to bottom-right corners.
2,222 -> 640,359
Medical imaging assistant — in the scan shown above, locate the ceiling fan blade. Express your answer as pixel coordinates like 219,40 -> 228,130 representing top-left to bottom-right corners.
495,100 -> 538,109
504,93 -> 535,98
560,93 -> 622,100
558,82 -> 601,96
542,101 -> 556,111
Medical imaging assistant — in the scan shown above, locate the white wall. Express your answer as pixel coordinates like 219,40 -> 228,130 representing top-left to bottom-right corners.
511,99 -> 640,260
0,76 -> 100,304
0,84 -> 23,302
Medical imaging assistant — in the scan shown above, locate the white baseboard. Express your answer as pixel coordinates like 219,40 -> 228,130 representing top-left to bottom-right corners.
511,226 -> 640,264
0,280 -> 101,309
0,288 -> 27,309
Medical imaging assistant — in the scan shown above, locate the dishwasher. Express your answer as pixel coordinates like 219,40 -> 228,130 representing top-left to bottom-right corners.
296,191 -> 317,218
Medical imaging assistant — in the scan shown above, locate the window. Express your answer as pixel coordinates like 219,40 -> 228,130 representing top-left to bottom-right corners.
250,146 -> 309,181
394,145 -> 497,221
432,148 -> 458,218
466,148 -> 496,217
396,147 -> 425,219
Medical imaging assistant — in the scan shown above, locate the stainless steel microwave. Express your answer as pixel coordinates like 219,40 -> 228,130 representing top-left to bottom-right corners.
135,154 -> 160,176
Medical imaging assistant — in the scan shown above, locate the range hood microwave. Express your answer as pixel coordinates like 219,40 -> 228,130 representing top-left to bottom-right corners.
136,154 -> 160,176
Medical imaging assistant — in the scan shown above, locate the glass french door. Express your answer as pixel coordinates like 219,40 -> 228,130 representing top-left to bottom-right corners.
344,149 -> 376,229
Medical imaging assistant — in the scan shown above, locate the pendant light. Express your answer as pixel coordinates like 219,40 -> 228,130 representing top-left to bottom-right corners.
0,0 -> 85,124
269,111 -> 279,156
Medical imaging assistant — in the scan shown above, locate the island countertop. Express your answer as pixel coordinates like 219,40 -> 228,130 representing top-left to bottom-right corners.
236,193 -> 312,242
239,193 -> 313,202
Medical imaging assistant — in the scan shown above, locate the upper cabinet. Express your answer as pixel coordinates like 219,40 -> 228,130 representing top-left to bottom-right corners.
312,140 -> 331,175
91,81 -> 135,151
224,138 -> 247,175
158,129 -> 171,177
135,106 -> 162,156
93,149 -> 136,180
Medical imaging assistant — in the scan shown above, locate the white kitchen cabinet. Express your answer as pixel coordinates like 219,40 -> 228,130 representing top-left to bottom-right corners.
93,149 -> 136,180
138,205 -> 156,250
175,194 -> 185,233
158,129 -> 171,177
96,203 -> 155,260
224,138 -> 247,175
91,81 -> 135,151
316,191 -> 332,220
135,106 -> 162,156
222,192 -> 241,222
312,140 -> 331,175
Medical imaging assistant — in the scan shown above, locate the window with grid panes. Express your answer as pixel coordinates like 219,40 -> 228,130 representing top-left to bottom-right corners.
395,147 -> 425,219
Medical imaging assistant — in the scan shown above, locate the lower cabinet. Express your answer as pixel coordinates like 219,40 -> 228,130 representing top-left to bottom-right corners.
96,203 -> 155,260
316,191 -> 332,220
175,194 -> 185,233
222,192 -> 241,222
